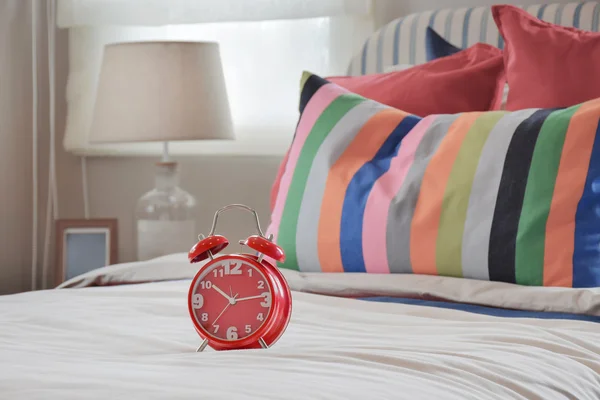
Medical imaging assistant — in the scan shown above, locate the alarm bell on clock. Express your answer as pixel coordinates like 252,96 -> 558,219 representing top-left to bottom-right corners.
187,204 -> 292,352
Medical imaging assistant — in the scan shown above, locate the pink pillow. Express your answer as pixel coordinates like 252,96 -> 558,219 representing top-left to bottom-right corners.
492,4 -> 600,110
269,44 -> 505,211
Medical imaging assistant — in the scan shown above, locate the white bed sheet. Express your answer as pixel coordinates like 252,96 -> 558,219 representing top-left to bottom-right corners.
1,256 -> 599,400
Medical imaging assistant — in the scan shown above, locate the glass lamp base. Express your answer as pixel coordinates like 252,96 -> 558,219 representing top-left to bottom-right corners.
137,219 -> 196,261
134,161 -> 197,261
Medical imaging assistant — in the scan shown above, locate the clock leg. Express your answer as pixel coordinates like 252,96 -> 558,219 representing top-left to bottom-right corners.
197,234 -> 214,260
196,338 -> 209,352
258,337 -> 268,349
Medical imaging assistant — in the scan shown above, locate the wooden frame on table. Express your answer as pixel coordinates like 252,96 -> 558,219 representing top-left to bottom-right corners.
54,218 -> 118,287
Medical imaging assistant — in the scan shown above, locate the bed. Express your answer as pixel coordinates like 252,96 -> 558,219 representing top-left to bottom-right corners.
1,254 -> 597,399
3,2 -> 600,399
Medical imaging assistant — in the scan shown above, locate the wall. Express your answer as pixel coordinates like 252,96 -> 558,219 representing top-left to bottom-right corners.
85,155 -> 280,264
0,0 -> 575,294
0,0 -> 280,294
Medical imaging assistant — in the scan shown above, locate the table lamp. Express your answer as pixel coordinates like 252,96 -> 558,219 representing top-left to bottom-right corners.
89,41 -> 234,261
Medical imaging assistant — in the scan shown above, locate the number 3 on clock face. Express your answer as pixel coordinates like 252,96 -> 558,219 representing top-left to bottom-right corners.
189,257 -> 275,344
260,292 -> 271,308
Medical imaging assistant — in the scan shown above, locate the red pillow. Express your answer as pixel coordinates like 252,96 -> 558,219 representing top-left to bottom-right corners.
269,44 -> 505,211
492,4 -> 600,110
328,43 -> 504,117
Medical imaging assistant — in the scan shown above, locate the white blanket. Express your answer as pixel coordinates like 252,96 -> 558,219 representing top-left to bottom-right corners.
1,255 -> 599,400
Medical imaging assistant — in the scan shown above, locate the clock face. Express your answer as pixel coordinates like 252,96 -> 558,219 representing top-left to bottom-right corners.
189,257 -> 273,342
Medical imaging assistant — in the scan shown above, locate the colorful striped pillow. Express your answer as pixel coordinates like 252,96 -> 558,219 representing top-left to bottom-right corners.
266,72 -> 600,288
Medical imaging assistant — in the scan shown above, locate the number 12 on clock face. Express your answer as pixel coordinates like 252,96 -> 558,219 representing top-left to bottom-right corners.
211,262 -> 252,278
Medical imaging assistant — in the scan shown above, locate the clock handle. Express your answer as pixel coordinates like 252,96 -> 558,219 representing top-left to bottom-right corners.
207,204 -> 266,238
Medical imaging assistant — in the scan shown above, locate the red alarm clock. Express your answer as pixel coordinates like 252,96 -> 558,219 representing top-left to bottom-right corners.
187,204 -> 292,352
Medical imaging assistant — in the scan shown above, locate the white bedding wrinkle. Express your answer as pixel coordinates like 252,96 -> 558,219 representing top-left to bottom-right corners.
280,269 -> 600,317
58,253 -> 600,316
1,274 -> 599,400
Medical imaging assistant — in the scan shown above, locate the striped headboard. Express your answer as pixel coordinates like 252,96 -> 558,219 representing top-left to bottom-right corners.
347,1 -> 600,76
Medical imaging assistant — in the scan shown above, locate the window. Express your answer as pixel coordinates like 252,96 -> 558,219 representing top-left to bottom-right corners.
58,0 -> 373,156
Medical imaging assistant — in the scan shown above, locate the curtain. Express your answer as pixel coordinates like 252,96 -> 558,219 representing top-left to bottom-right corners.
57,0 -> 372,26
58,0 -> 374,156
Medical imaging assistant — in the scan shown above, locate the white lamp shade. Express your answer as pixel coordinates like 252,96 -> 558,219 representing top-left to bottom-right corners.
89,41 -> 234,143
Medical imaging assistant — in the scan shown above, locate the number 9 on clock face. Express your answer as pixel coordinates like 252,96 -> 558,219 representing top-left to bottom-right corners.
189,256 -> 274,343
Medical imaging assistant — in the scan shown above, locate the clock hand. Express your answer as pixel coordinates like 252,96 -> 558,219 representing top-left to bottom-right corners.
212,294 -> 239,325
212,284 -> 233,303
235,294 -> 266,302
212,304 -> 230,326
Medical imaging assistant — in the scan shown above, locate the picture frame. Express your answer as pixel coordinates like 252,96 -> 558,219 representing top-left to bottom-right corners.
55,218 -> 118,286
